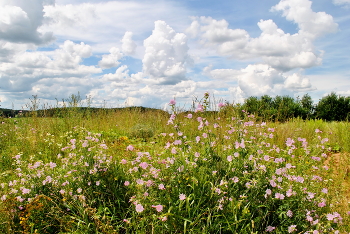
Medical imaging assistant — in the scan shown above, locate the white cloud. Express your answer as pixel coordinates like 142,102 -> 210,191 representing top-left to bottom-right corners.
187,0 -> 338,71
42,1 -> 192,54
0,0 -> 54,45
271,0 -> 338,39
333,0 -> 350,6
98,47 -> 123,69
122,31 -> 137,55
0,40 -> 101,96
142,20 -> 191,85
205,64 -> 315,100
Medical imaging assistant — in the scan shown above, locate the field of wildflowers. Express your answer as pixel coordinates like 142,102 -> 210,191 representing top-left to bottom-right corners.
0,94 -> 349,233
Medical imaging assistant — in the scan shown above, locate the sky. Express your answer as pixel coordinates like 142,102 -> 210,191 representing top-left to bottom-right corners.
0,0 -> 350,110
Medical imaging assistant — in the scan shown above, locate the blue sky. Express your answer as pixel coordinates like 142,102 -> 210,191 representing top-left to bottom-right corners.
0,0 -> 350,110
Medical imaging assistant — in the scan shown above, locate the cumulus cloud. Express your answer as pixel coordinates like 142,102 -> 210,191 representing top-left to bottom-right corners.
205,64 -> 314,99
187,0 -> 337,71
0,40 -> 101,97
0,0 -> 54,45
98,47 -> 123,69
42,1 -> 192,53
142,20 -> 192,85
122,31 -> 137,55
271,0 -> 338,39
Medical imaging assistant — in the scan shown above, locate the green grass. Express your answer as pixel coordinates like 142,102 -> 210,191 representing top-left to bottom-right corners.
0,103 -> 349,233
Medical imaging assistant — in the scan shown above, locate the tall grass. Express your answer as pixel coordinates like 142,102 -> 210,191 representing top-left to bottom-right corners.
0,94 -> 349,233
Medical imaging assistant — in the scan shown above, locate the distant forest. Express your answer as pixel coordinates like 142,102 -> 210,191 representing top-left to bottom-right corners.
1,92 -> 350,122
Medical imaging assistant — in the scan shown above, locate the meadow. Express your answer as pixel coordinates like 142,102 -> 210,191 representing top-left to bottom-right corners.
0,95 -> 349,233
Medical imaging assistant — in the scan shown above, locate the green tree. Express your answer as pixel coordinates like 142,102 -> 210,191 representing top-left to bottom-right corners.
315,92 -> 350,121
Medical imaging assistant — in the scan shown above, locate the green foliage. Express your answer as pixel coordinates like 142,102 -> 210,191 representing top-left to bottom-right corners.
314,92 -> 350,121
241,95 -> 309,122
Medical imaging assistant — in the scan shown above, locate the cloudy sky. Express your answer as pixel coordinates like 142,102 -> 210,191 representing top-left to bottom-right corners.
1,0 -> 350,110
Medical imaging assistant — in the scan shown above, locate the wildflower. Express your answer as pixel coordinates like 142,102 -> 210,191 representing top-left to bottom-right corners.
49,162 -> 57,168
218,102 -> 226,108
287,210 -> 293,217
139,162 -> 148,169
286,138 -> 295,147
169,99 -> 176,106
288,225 -> 297,233
196,104 -> 204,112
186,113 -> 192,118
158,184 -> 165,190
21,188 -> 30,194
126,145 -> 134,151
321,188 -> 328,193
269,180 -> 277,187
152,205 -> 163,212
160,216 -> 167,221
266,226 -> 275,232
231,177 -> 239,183
135,203 -> 144,213
227,155 -> 233,162
124,181 -> 130,186
179,193 -> 186,201
306,215 -> 313,222
77,188 -> 82,193
96,181 -> 100,186
171,147 -> 177,154
286,189 -> 294,197
275,193 -> 285,200
59,189 -> 65,195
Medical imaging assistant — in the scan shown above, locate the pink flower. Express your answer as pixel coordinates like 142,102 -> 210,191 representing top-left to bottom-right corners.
158,184 -> 165,190
169,99 -> 176,106
231,177 -> 239,183
287,210 -> 293,217
218,103 -> 226,108
139,162 -> 148,169
266,226 -> 275,232
124,181 -> 130,186
288,225 -> 297,233
135,203 -> 144,213
77,188 -> 82,193
318,201 -> 326,207
49,162 -> 57,169
152,205 -> 163,212
269,180 -> 277,187
22,188 -> 30,194
196,104 -> 204,112
126,145 -> 134,151
179,193 -> 186,201
171,147 -> 177,154
286,138 -> 295,147
321,188 -> 328,194
227,155 -> 233,162
275,193 -> 285,200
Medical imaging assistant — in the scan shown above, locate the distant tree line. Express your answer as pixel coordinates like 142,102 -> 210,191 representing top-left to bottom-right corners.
238,92 -> 350,122
1,92 -> 349,122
